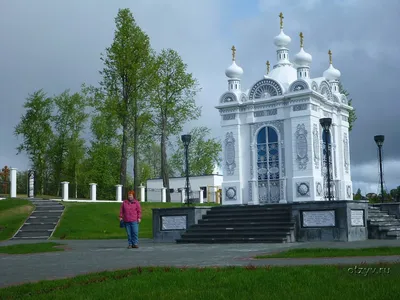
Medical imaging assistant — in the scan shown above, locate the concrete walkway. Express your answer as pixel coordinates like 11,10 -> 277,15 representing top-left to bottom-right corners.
1,239 -> 400,288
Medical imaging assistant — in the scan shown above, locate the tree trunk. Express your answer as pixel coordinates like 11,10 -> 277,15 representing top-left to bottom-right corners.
120,115 -> 129,198
160,125 -> 171,202
133,112 -> 139,197
74,164 -> 78,199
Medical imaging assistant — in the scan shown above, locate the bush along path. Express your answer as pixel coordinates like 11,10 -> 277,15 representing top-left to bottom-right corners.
12,199 -> 64,240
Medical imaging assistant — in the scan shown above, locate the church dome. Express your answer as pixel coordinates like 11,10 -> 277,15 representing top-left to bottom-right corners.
294,47 -> 312,67
323,64 -> 341,81
323,50 -> 341,81
225,61 -> 243,79
268,64 -> 297,90
274,29 -> 291,48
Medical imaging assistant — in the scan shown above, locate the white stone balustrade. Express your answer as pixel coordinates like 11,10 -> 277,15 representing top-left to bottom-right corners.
139,185 -> 145,202
161,187 -> 167,203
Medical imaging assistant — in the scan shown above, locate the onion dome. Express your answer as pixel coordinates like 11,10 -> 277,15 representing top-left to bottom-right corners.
293,32 -> 312,67
323,50 -> 341,80
225,45 -> 243,79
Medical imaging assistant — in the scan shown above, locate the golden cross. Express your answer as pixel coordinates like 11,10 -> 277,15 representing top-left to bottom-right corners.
266,61 -> 270,74
299,32 -> 304,48
231,45 -> 236,61
279,12 -> 284,29
328,49 -> 332,64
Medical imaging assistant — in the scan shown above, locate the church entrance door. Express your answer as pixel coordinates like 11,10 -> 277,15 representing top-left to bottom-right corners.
257,126 -> 281,203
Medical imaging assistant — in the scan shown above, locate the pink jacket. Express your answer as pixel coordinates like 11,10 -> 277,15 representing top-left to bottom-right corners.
119,199 -> 142,222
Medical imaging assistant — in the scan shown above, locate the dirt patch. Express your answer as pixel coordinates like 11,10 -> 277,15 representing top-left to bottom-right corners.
0,205 -> 34,218
54,244 -> 72,251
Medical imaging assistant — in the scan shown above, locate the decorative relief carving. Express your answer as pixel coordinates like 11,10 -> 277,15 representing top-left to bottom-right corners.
342,115 -> 349,122
341,94 -> 348,104
323,111 -> 333,117
225,186 -> 237,201
313,124 -> 319,169
319,81 -> 333,101
240,93 -> 248,103
343,133 -> 349,173
223,114 -> 236,120
254,109 -> 277,117
296,182 -> 310,197
311,81 -> 318,91
249,183 -> 253,202
248,79 -> 283,100
295,123 -> 309,170
333,95 -> 340,102
311,104 -> 318,111
224,132 -> 236,175
316,182 -> 323,196
220,108 -> 238,114
346,185 -> 352,198
220,92 -> 237,104
293,104 -> 308,111
289,80 -> 309,92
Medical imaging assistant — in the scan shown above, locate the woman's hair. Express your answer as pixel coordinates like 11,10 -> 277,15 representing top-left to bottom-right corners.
128,190 -> 135,197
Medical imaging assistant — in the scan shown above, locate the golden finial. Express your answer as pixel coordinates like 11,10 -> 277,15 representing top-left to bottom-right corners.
328,49 -> 332,64
231,45 -> 236,61
266,61 -> 270,75
299,32 -> 304,48
279,12 -> 284,29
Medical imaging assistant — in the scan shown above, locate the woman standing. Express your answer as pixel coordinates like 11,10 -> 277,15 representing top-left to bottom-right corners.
119,190 -> 142,248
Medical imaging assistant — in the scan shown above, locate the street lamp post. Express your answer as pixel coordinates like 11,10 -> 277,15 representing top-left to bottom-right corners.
320,118 -> 333,201
181,134 -> 192,207
374,135 -> 385,203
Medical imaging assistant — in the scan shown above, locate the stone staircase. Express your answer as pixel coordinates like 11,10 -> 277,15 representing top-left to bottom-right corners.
12,199 -> 64,240
176,204 -> 295,244
368,205 -> 400,240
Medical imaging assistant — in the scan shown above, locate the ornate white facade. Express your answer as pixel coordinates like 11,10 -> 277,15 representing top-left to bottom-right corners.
216,14 -> 353,205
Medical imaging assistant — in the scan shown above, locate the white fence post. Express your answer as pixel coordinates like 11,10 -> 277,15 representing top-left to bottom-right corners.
10,168 -> 17,198
199,189 -> 204,204
90,183 -> 97,201
116,184 -> 122,202
161,187 -> 167,203
61,181 -> 69,201
139,185 -> 145,202
180,189 -> 185,203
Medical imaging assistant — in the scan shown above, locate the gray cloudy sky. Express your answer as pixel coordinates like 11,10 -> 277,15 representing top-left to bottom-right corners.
1,0 -> 399,194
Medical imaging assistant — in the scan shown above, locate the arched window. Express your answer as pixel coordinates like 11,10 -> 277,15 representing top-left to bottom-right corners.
257,126 -> 280,203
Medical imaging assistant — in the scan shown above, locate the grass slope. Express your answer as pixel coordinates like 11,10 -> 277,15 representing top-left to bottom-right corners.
1,265 -> 399,299
52,202 -> 218,240
0,242 -> 64,254
255,247 -> 400,259
0,199 -> 34,240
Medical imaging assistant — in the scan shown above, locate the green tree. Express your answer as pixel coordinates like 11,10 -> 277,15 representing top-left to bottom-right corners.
51,90 -> 88,198
99,8 -> 155,196
169,127 -> 222,177
354,188 -> 362,200
82,88 -> 122,200
14,89 -> 54,195
339,82 -> 356,131
150,49 -> 201,202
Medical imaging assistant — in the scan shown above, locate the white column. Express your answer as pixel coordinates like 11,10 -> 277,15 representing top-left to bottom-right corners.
139,185 -> 145,202
89,183 -> 97,201
199,190 -> 204,204
161,187 -> 167,203
180,189 -> 185,203
115,184 -> 122,202
10,168 -> 17,198
61,181 -> 69,201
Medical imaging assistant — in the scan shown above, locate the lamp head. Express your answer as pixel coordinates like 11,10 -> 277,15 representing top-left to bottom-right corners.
374,135 -> 385,147
319,118 -> 332,131
181,134 -> 192,147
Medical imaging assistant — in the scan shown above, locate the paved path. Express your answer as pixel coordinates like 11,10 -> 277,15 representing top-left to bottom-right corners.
1,239 -> 400,288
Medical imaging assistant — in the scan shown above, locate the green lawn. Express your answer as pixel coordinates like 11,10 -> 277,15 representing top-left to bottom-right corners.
255,247 -> 400,259
52,202 -> 218,240
0,199 -> 34,241
0,242 -> 65,254
1,264 -> 399,299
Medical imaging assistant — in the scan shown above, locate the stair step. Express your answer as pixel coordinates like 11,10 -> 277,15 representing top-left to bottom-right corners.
202,215 -> 290,221
182,231 -> 291,238
18,228 -> 53,232
12,236 -> 50,240
192,224 -> 294,229
20,224 -> 56,230
176,237 -> 287,243
206,211 -> 291,217
197,220 -> 294,226
31,211 -> 63,217
13,231 -> 52,238
28,217 -> 60,223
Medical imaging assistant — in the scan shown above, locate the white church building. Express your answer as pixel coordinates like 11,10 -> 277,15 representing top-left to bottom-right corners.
216,13 -> 353,205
